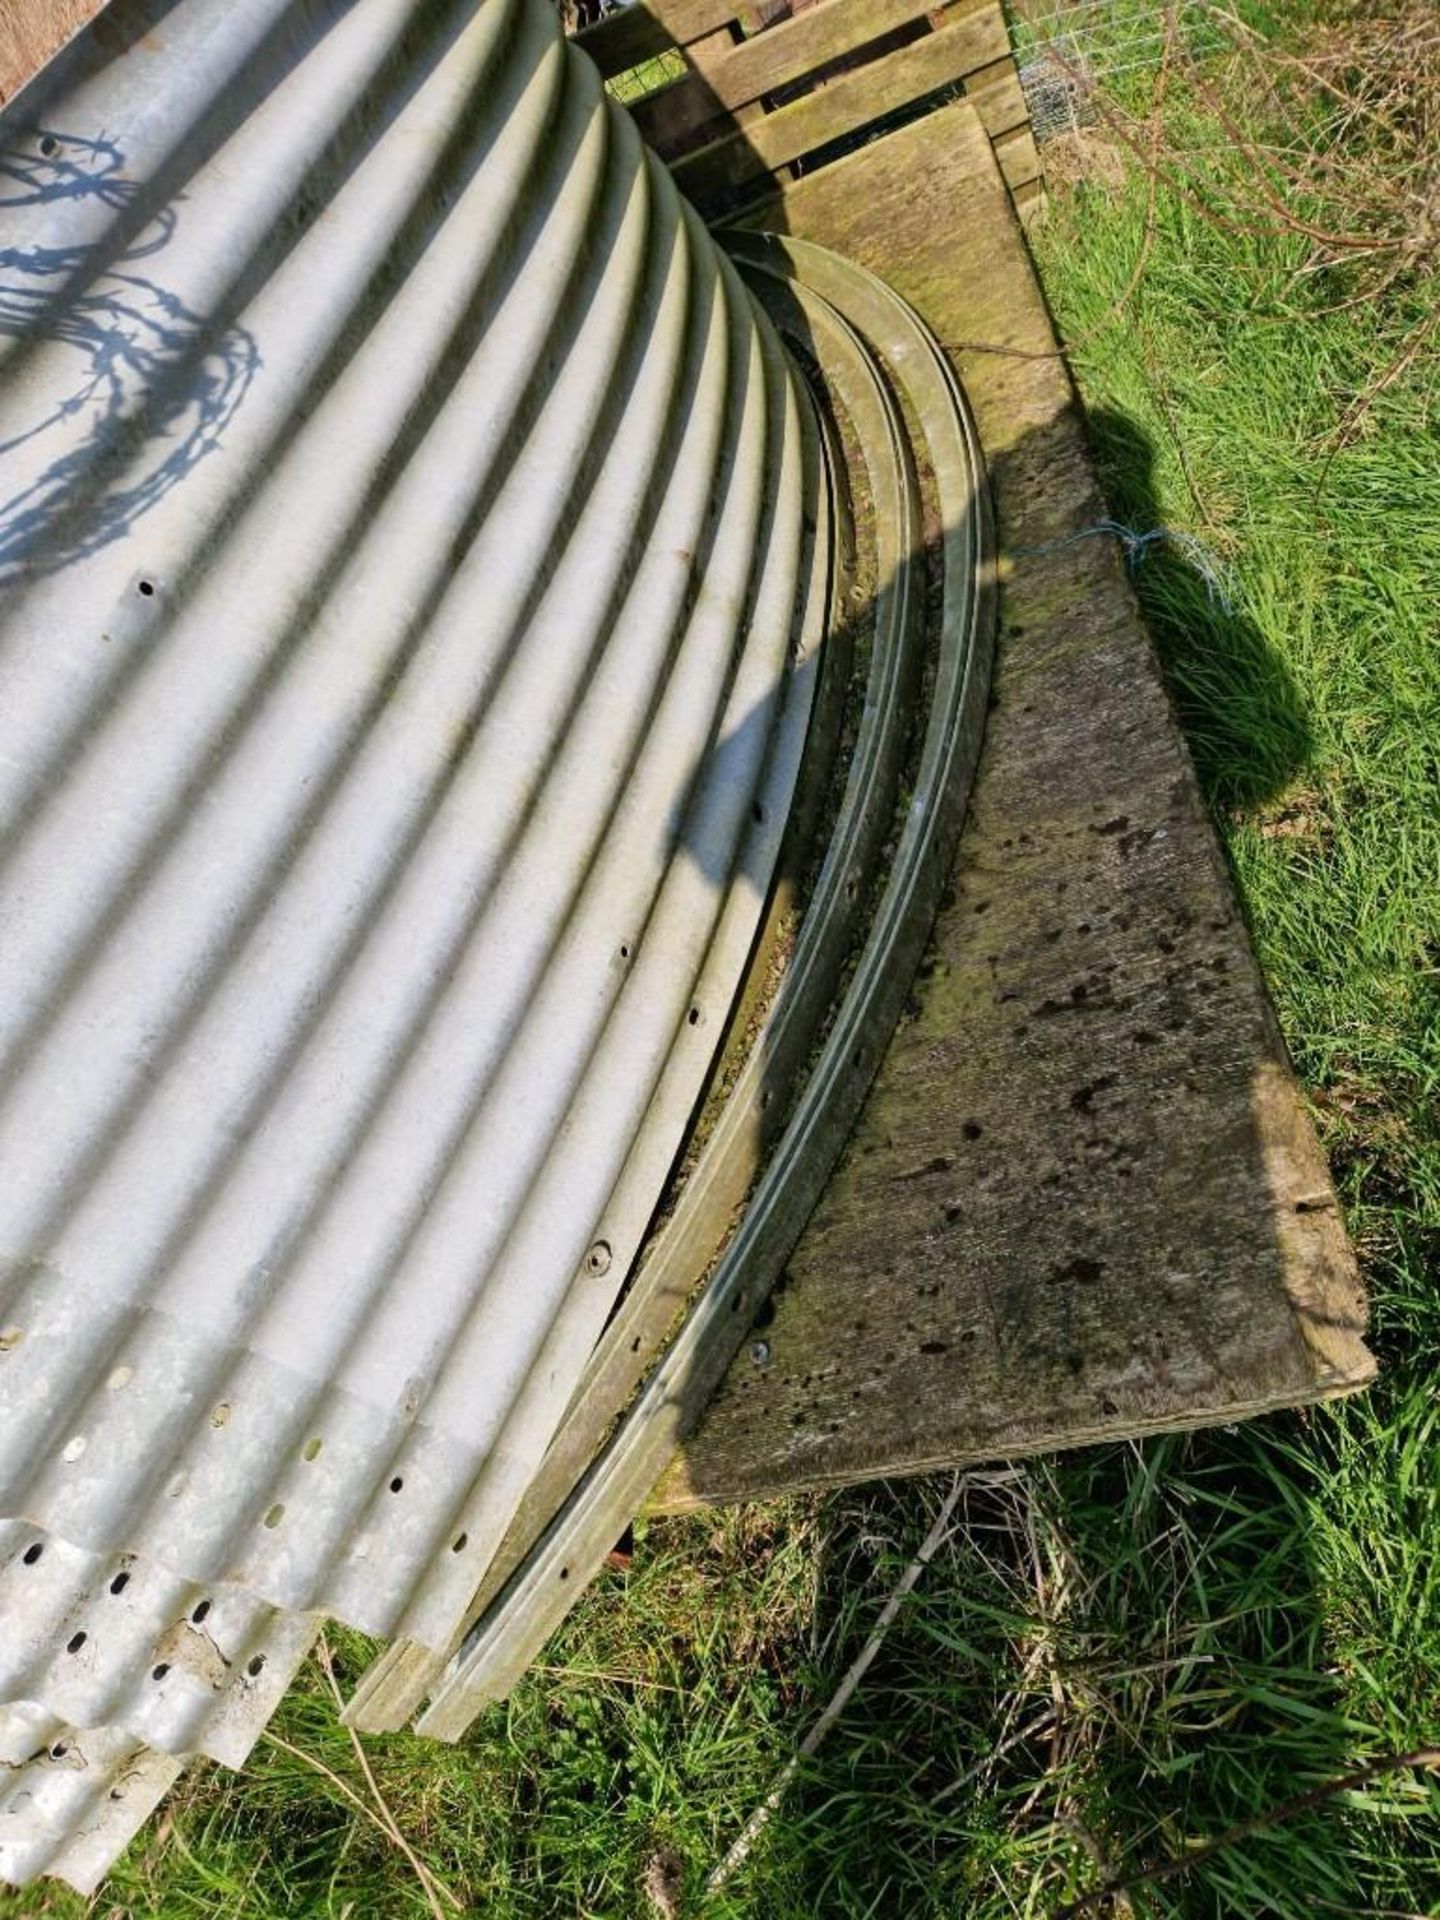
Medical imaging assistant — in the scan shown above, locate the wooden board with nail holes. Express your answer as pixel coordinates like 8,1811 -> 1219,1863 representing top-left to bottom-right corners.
649,102 -> 1373,1512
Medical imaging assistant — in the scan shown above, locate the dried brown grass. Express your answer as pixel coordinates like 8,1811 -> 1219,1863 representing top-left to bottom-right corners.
1074,2 -> 1440,457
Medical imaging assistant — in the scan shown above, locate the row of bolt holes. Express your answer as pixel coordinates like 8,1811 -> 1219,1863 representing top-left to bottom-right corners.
40,1380 -> 470,1552
26,1563 -> 267,1682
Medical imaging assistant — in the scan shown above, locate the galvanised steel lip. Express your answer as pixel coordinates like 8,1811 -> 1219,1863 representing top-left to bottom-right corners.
412,235 -> 996,1737
347,323 -> 850,1731
346,245 -> 930,1731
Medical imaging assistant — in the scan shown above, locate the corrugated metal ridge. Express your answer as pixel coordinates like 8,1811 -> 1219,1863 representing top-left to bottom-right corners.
0,0 -> 824,1677
0,1705 -> 182,1895
410,234 -> 996,1735
0,1521 -> 315,1768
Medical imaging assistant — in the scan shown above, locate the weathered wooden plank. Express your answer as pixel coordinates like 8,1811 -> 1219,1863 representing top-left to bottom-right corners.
576,0 -> 746,79
1012,174 -> 1046,216
671,0 -> 1008,203
633,0 -> 985,152
964,56 -> 1030,137
653,102 -> 1371,1510
992,121 -> 1042,191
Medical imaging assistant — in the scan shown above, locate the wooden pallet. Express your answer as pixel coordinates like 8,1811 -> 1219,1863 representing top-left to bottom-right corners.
576,0 -> 1043,219
650,101 -> 1373,1508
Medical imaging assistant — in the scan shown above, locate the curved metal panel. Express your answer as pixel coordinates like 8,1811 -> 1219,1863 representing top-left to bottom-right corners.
0,1706 -> 182,1895
412,235 -> 995,1735
0,0 -> 820,1645
0,0 -> 831,1888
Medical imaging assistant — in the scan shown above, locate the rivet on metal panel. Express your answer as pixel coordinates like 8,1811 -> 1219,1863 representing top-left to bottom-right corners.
585,1241 -> 612,1276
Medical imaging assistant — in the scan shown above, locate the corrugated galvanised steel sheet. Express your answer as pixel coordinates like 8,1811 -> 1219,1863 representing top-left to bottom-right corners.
0,1522 -> 316,1767
0,1705 -> 182,1894
0,0 -> 833,1886
400,233 -> 995,1736
0,0 -> 821,1626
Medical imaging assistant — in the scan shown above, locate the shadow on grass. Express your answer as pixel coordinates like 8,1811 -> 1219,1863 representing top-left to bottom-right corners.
1083,405 -> 1312,815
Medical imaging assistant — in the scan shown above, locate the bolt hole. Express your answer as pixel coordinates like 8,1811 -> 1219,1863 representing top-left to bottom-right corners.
451,1532 -> 468,1553
192,1599 -> 211,1625
630,1336 -> 641,1352
687,1006 -> 701,1027
263,1503 -> 284,1529
389,1476 -> 404,1494
137,577 -> 156,597
110,1786 -> 125,1801
23,1542 -> 43,1566
559,1566 -> 569,1581
302,1436 -> 323,1462
66,1631 -> 86,1654
39,134 -> 58,157
110,1570 -> 129,1594
152,1663 -> 170,1682
246,1654 -> 266,1677
752,801 -> 765,825
50,1742 -> 68,1760
619,943 -> 630,960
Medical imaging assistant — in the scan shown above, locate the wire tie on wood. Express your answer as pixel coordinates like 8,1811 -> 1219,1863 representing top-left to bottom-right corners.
1013,518 -> 1234,611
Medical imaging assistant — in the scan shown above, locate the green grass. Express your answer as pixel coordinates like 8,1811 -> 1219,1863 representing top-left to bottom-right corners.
10,31 -> 1440,1920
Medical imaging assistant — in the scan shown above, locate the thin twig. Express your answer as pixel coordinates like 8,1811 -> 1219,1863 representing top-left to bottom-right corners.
705,1471 -> 975,1896
931,1704 -> 1060,1806
261,1731 -> 427,1859
1055,1747 -> 1440,1917
314,1633 -> 462,1918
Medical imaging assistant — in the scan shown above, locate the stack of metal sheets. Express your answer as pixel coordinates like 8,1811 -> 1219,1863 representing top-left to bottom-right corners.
0,0 -> 992,1890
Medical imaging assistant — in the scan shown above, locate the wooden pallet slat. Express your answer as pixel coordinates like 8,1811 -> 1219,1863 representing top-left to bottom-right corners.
671,0 -> 1008,204
576,0 -> 743,79
633,0 -> 976,153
